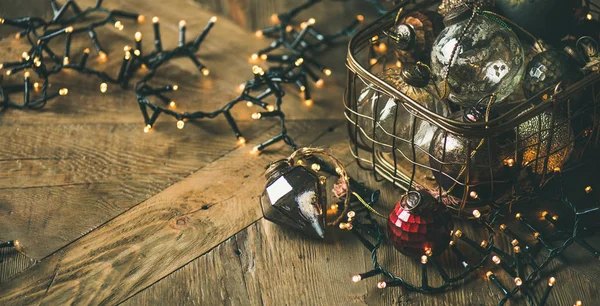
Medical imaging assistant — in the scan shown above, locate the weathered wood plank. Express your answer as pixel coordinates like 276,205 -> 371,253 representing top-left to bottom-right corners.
0,247 -> 36,283
0,119 -> 345,305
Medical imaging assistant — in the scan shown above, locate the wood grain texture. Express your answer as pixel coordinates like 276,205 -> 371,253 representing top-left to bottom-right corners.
0,0 -> 347,261
0,119 -> 345,305
0,247 -> 36,283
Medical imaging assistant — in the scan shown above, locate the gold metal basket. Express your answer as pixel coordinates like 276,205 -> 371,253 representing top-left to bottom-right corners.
344,0 -> 600,216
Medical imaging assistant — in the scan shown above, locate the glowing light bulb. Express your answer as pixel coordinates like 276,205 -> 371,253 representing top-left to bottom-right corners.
266,105 -> 275,112
252,65 -> 264,75
0,18 -> 4,24
114,21 -> 124,30
548,277 -> 556,286
587,13 -> 593,20
396,60 -> 402,68
123,45 -> 132,52
369,58 -> 377,65
169,101 -> 177,109
352,275 -> 361,282
421,255 -> 428,264
177,120 -> 185,129
575,301 -> 582,306
300,85 -> 306,92
84,48 -> 90,54
201,68 -> 210,76
135,32 -> 142,42
480,240 -> 488,248
22,52 -> 30,60
251,113 -> 262,120
240,83 -> 247,92
424,248 -> 432,257
469,191 -> 478,199
237,137 -> 246,145
515,213 -> 521,219
271,14 -> 279,23
63,57 -> 69,65
250,146 -> 260,155
65,26 -> 74,33
504,158 -> 515,167
330,204 -> 338,210
347,211 -> 356,218
152,16 -> 159,23
311,163 -> 321,171
492,256 -> 501,264
124,51 -> 131,60
472,209 -> 481,218
377,282 -> 386,289
98,51 -> 107,62
285,25 -> 293,32
585,186 -> 593,193
179,20 -> 187,27
511,239 -> 519,246
59,88 -> 69,96
210,16 -> 217,23
255,30 -> 263,38
100,82 -> 108,93
172,84 -> 179,91
137,15 -> 145,23
357,15 -> 364,21
144,124 -> 152,133
15,32 -> 21,40
554,167 -> 561,173
308,18 -> 316,25
295,58 -> 304,66
323,68 -> 332,76
24,71 -> 30,78
486,271 -> 494,280
304,99 -> 313,106
378,43 -> 387,52
515,277 -> 523,286
5,70 -> 11,76
250,53 -> 259,61
33,82 -> 40,91
300,22 -> 307,29
371,35 -> 379,42
315,79 -> 324,88
454,230 -> 463,238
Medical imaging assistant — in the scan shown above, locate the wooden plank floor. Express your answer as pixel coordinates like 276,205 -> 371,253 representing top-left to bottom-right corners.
1,0 -> 599,305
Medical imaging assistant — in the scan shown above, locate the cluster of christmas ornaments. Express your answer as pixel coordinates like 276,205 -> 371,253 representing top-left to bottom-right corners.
260,1 -> 599,261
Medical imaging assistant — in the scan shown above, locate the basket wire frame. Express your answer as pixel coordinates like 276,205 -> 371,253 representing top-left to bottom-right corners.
344,0 -> 600,215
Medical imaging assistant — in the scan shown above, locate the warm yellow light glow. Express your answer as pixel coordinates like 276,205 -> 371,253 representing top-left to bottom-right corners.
169,101 -> 177,109
124,51 -> 131,60
137,15 -> 145,23
454,230 -> 463,238
587,13 -> 593,20
201,68 -> 210,76
378,43 -> 387,52
371,35 -> 379,42
504,158 -> 515,167
480,240 -> 488,248
59,88 -> 69,96
123,45 -> 132,52
492,255 -> 501,264
100,82 -> 108,93
0,18 -> 4,24
421,255 -> 428,264
515,277 -> 523,286
542,211 -> 548,217
323,68 -> 332,76
548,277 -> 556,286
271,13 -> 279,23
300,22 -> 307,29
62,57 -> 69,65
250,53 -> 259,61
22,52 -> 30,60
251,112 -> 262,120
300,85 -> 306,92
84,48 -> 90,54
172,84 -> 179,91
266,105 -> 275,112
98,51 -> 107,62
179,20 -> 187,27
114,21 -> 124,30
285,25 -> 293,32
65,26 -> 74,33
210,16 -> 218,23
515,213 -> 521,219
486,271 -> 494,280
177,120 -> 185,129
135,32 -> 142,42
585,186 -> 593,194
24,71 -> 30,78
575,301 -> 582,306
472,209 -> 481,218
311,163 -> 321,172
424,248 -> 432,257
369,58 -> 377,65
377,282 -> 386,289
396,61 -> 402,68
511,239 -> 519,246
260,54 -> 268,60
237,137 -> 246,145
315,79 -> 324,88
34,57 -> 42,67
499,224 -> 507,231
533,232 -> 540,239
255,30 -> 263,38
357,15 -> 364,21
295,58 -> 304,66
552,215 -> 558,221
514,246 -> 521,253
252,65 -> 264,75
33,82 -> 40,91
15,32 -> 21,40
152,16 -> 159,23
250,146 -> 260,155
5,70 -> 11,76
352,275 -> 361,283
469,191 -> 478,199
347,211 -> 356,218
554,167 -> 561,173
304,99 -> 313,106
330,203 -> 338,210
144,124 -> 152,133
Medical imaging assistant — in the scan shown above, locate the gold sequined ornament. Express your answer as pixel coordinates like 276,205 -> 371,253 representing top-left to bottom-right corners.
518,111 -> 574,175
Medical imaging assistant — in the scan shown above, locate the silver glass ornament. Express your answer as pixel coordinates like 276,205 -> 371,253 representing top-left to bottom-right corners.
357,64 -> 449,167
430,7 -> 525,106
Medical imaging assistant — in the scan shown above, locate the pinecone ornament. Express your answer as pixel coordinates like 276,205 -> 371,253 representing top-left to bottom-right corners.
387,190 -> 453,258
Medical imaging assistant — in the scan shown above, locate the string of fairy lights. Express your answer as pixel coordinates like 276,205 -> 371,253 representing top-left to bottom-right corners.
0,0 -> 363,153
339,166 -> 599,306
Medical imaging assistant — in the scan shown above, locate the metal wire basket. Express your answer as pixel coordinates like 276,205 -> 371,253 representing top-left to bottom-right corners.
344,0 -> 600,216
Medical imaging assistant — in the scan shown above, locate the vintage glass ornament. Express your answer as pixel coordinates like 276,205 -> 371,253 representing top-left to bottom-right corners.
438,0 -> 493,16
522,50 -> 582,99
430,7 -> 525,106
387,190 -> 453,258
494,0 -> 576,44
385,11 -> 443,64
356,64 -> 449,166
260,159 -> 326,239
429,104 -> 515,201
518,111 -> 574,175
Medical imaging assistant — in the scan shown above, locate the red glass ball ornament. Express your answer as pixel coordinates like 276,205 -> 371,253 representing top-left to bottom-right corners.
387,190 -> 453,258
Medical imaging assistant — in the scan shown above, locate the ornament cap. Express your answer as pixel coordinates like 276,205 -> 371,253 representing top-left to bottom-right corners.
265,159 -> 292,182
385,24 -> 416,51
443,5 -> 470,26
401,190 -> 435,214
400,63 -> 430,88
